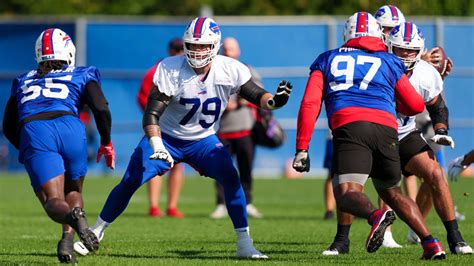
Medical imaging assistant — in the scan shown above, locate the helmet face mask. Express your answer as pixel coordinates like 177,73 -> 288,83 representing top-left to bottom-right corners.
183,17 -> 221,68
343,12 -> 382,42
388,22 -> 425,71
35,28 -> 76,66
374,5 -> 406,43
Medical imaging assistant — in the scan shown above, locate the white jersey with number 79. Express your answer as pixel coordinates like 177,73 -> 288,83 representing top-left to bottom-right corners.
153,55 -> 252,140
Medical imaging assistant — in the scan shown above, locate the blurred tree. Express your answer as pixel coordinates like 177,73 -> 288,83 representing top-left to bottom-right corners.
0,0 -> 472,16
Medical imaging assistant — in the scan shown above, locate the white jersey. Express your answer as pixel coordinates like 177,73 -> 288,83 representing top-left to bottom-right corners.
153,55 -> 252,140
397,60 -> 444,140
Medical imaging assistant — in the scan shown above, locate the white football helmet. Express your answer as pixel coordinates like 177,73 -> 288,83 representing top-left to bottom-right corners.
374,5 -> 406,42
343,12 -> 382,42
35,28 -> 76,66
374,5 -> 406,28
388,22 -> 425,71
183,17 -> 221,68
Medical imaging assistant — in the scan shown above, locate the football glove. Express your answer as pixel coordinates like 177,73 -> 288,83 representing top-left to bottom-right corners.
149,136 -> 174,167
97,142 -> 116,169
292,150 -> 310,172
430,129 -> 455,149
267,80 -> 292,109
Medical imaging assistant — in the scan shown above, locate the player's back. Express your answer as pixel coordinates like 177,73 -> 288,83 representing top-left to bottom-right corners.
310,39 -> 406,130
12,66 -> 101,121
316,47 -> 405,118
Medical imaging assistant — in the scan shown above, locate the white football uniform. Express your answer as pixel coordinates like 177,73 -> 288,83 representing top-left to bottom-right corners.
153,55 -> 252,140
397,60 -> 444,140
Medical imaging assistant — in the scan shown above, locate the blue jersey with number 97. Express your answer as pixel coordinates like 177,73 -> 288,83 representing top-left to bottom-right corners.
11,66 -> 100,121
310,47 -> 405,119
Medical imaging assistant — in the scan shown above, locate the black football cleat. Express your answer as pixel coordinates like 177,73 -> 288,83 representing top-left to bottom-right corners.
322,240 -> 350,256
66,207 -> 99,252
57,238 -> 77,264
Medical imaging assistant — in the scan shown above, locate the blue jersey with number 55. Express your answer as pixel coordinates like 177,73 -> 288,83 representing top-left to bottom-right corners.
11,66 -> 100,121
310,46 -> 405,118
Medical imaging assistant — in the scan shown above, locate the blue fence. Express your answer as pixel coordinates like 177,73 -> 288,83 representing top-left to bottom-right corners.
1,16 -> 473,176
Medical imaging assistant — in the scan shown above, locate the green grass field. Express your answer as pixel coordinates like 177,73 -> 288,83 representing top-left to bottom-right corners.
0,174 -> 473,265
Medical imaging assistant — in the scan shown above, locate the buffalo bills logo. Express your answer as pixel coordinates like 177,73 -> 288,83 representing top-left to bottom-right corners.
209,22 -> 220,35
391,25 -> 401,35
418,30 -> 424,39
197,87 -> 207,95
63,36 -> 73,47
375,8 -> 385,19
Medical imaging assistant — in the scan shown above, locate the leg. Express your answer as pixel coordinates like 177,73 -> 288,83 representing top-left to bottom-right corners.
187,134 -> 266,259
167,163 -> 185,218
324,171 -> 335,219
406,150 -> 472,254
235,136 -> 262,218
416,182 -> 433,219
333,178 -> 374,219
403,175 -> 418,201
211,138 -> 231,219
147,175 -> 163,217
377,186 -> 430,239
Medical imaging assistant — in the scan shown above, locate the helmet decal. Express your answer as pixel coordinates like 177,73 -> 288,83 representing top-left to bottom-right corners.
193,17 -> 206,38
42,28 -> 55,56
389,5 -> 399,21
403,22 -> 412,43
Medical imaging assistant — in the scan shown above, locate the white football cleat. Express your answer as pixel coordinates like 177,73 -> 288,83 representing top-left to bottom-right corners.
382,231 -> 402,248
246,204 -> 263,219
210,204 -> 228,219
407,229 -> 421,244
236,238 -> 268,259
455,206 -> 466,221
453,242 -> 473,254
447,156 -> 467,181
74,229 -> 104,256
322,249 -> 341,256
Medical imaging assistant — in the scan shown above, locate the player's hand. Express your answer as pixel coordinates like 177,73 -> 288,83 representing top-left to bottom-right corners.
431,129 -> 455,148
421,47 -> 442,65
443,58 -> 453,79
149,150 -> 174,167
97,142 -> 116,169
267,80 -> 292,109
293,150 -> 310,172
148,136 -> 174,167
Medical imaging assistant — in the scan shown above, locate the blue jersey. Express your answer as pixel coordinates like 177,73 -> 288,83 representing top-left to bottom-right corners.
310,47 -> 405,119
10,66 -> 100,121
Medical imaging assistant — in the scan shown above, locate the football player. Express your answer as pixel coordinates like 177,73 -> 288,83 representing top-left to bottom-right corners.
292,12 -> 445,259
74,16 -> 292,259
323,22 -> 472,258
2,28 -> 115,263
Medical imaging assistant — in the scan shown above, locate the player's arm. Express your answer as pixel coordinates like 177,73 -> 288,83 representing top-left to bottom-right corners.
2,97 -> 20,149
142,85 -> 174,166
84,81 -> 115,169
238,79 -> 292,110
426,95 -> 454,148
293,70 -> 325,173
394,74 -> 425,116
84,81 -> 112,145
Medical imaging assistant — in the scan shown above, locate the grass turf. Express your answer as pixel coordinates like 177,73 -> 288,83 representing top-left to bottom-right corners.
0,174 -> 473,265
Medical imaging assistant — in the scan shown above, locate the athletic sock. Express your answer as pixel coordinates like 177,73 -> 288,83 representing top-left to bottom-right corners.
235,227 -> 250,241
92,216 -> 110,235
421,234 -> 434,242
335,224 -> 351,243
444,220 -> 463,243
